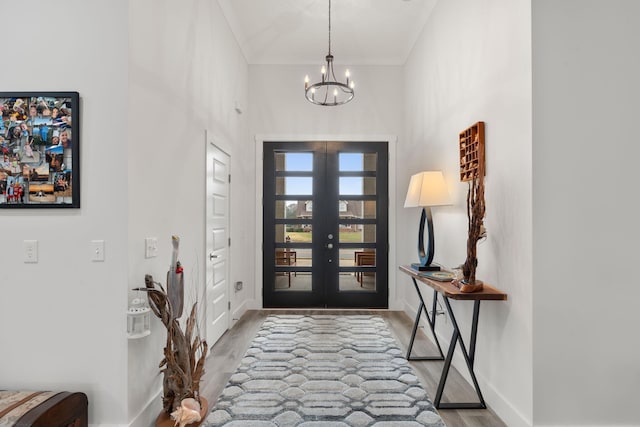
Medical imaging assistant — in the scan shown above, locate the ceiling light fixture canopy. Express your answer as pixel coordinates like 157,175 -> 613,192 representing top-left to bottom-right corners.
304,0 -> 354,106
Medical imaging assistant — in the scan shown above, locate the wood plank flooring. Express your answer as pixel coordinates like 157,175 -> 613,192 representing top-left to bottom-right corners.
201,309 -> 507,427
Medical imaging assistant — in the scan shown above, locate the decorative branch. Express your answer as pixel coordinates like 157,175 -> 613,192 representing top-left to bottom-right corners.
461,171 -> 485,285
456,121 -> 486,292
140,262 -> 208,415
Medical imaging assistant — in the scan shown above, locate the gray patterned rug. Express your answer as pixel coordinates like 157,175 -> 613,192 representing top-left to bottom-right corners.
204,315 -> 445,427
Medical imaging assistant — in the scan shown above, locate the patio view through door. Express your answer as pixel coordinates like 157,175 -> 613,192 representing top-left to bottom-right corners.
263,141 -> 388,308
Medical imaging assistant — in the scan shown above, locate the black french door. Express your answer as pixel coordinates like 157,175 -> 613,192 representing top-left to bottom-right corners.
263,141 -> 388,308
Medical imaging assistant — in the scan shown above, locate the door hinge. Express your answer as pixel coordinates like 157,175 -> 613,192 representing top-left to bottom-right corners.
228,237 -> 231,247
228,301 -> 231,310
228,174 -> 231,183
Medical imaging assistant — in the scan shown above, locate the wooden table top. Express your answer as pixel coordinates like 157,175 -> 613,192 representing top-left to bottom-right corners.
399,265 -> 508,301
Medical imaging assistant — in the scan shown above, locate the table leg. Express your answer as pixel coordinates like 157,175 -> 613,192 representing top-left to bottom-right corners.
406,278 -> 445,361
434,297 -> 486,409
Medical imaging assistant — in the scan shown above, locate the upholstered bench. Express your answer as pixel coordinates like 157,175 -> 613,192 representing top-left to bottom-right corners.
0,391 -> 88,427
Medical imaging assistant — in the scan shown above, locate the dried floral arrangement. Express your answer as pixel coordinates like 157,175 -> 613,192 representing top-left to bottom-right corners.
136,236 -> 208,426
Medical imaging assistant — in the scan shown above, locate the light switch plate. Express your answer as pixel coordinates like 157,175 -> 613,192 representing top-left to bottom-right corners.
23,240 -> 38,263
145,237 -> 158,258
91,240 -> 105,262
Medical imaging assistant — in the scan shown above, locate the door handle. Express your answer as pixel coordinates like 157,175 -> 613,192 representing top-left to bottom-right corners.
326,243 -> 333,249
209,253 -> 218,260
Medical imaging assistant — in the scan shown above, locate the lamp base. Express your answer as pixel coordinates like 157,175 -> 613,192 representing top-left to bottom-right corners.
411,263 -> 441,272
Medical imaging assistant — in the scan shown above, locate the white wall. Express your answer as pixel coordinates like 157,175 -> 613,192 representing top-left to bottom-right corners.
532,1 -> 640,425
403,1 -> 533,426
248,65 -> 404,308
0,1 -> 129,425
127,0 -> 249,425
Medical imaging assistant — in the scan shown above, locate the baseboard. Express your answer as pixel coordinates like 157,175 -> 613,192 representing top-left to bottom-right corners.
127,389 -> 162,427
231,299 -> 248,326
402,301 -> 532,427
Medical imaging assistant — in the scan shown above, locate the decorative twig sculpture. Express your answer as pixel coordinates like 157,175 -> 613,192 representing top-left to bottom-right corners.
455,121 -> 486,293
136,236 -> 208,425
460,169 -> 485,288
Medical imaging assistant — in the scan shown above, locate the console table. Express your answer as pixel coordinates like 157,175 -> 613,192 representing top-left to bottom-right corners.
399,265 -> 507,409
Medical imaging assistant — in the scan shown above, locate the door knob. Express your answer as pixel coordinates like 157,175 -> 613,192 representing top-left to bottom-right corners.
209,253 -> 218,260
327,243 -> 333,249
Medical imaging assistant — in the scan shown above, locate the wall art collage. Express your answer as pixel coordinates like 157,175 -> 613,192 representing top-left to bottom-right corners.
0,92 -> 79,208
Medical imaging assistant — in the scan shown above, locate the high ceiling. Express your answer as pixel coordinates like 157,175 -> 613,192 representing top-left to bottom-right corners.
217,0 -> 438,65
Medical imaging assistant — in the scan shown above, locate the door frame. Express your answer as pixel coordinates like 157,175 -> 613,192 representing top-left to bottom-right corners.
254,134 -> 398,309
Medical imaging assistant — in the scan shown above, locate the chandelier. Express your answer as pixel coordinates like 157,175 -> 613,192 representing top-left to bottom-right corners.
304,0 -> 354,106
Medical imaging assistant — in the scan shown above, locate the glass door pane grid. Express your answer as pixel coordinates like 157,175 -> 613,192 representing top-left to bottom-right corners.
338,171 -> 377,178
338,242 -> 377,249
275,218 -> 314,225
275,267 -> 308,274
338,219 -> 377,225
335,195 -> 377,201
275,171 -> 314,177
275,243 -> 312,249
276,195 -> 315,201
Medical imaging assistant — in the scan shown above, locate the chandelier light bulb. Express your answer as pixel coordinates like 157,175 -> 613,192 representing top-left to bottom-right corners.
321,66 -> 326,75
350,81 -> 355,89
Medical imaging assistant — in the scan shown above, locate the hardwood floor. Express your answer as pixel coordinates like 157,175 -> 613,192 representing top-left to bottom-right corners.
201,309 -> 507,427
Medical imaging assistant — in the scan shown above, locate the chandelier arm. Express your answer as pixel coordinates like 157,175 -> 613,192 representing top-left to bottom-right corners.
330,63 -> 339,83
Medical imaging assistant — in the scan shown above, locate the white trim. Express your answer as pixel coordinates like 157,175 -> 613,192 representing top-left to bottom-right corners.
231,298 -> 248,327
126,389 -> 161,427
254,134 -> 398,309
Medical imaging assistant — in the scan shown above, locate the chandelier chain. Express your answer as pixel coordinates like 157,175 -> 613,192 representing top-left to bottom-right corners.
328,0 -> 332,55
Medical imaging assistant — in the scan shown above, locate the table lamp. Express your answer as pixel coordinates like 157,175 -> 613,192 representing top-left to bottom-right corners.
404,171 -> 452,271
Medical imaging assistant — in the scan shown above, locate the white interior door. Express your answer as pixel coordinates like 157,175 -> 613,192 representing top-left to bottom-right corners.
205,141 -> 230,347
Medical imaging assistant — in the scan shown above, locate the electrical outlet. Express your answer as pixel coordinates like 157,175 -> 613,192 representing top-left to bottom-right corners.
145,237 -> 158,258
91,240 -> 105,262
23,240 -> 38,263
234,281 -> 243,292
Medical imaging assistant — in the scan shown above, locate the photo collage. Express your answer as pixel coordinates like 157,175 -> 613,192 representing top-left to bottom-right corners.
0,94 -> 75,206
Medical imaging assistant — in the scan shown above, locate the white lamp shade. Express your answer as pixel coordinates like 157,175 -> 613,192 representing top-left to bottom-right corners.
404,171 -> 452,208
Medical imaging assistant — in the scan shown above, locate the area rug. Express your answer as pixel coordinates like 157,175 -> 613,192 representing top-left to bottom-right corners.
204,315 -> 445,427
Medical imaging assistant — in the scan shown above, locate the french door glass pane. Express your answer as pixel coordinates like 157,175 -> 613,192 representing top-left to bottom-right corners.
275,152 -> 313,172
274,272 -> 312,291
276,200 -> 307,219
337,200 -> 376,219
339,177 -> 376,195
283,224 -> 313,242
339,152 -> 377,171
339,272 -> 376,291
338,224 -> 376,243
276,177 -> 313,195
339,247 -> 376,292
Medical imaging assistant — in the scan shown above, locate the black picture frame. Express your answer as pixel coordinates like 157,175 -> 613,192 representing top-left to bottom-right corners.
0,91 -> 80,208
